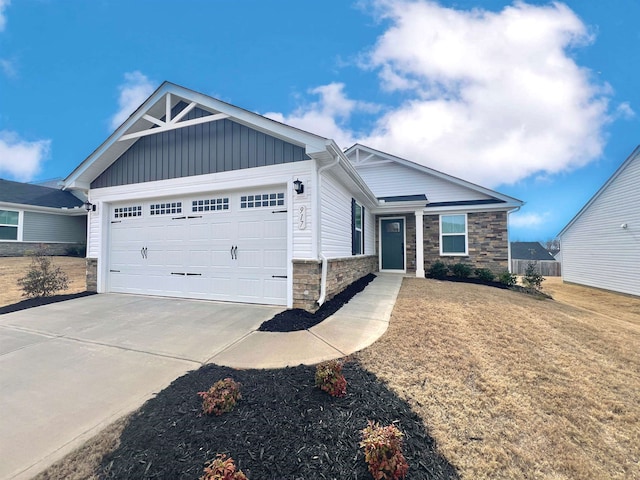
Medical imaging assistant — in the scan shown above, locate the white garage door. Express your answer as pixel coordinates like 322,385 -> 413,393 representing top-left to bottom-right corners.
108,191 -> 288,305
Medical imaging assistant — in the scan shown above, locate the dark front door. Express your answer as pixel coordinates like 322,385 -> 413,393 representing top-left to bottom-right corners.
381,218 -> 405,270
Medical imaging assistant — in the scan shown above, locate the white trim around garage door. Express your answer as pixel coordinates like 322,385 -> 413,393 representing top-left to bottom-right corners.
105,187 -> 289,306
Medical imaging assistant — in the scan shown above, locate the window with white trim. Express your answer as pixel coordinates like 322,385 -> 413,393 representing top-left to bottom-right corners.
150,202 -> 182,215
440,214 -> 467,255
192,197 -> 229,212
240,192 -> 284,209
0,209 -> 19,240
114,205 -> 142,218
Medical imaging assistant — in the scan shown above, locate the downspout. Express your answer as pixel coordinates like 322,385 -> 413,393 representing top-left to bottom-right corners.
507,206 -> 521,273
316,154 -> 341,307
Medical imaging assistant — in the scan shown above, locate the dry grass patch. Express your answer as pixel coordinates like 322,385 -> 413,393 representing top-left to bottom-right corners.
357,278 -> 640,479
0,256 -> 86,307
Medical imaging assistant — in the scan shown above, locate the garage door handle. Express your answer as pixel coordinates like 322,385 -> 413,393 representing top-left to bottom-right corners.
230,245 -> 238,259
140,247 -> 147,259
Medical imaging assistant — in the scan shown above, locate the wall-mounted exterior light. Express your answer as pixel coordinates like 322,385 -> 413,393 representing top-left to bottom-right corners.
293,178 -> 304,195
84,201 -> 96,212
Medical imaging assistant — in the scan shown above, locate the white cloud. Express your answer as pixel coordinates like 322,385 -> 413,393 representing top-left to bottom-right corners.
0,58 -> 16,78
357,0 -> 610,188
110,71 -> 157,131
271,1 -> 613,189
0,131 -> 50,181
264,83 -> 378,148
509,211 -> 549,228
0,0 -> 9,32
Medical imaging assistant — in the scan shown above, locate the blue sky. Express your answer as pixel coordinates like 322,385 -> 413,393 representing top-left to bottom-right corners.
1,0 -> 639,241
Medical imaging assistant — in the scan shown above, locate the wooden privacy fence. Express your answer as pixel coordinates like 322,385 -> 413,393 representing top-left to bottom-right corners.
511,260 -> 561,277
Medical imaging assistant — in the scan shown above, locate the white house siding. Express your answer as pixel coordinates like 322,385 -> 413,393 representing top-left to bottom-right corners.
319,171 -> 375,258
561,155 -> 640,296
353,162 -> 492,202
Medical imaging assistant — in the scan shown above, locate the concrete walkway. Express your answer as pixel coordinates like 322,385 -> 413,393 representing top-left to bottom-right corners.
0,273 -> 402,480
211,273 -> 403,368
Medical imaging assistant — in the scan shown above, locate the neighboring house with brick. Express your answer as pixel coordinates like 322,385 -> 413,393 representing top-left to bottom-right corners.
0,179 -> 87,256
558,146 -> 640,296
62,82 -> 523,311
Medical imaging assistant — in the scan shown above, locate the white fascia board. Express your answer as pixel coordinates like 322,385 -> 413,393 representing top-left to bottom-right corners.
424,204 -> 521,215
344,143 -> 523,206
371,201 -> 428,214
0,202 -> 88,216
89,161 -> 314,204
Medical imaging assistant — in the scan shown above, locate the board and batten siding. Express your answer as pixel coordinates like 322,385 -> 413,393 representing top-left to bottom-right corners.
23,211 -> 86,243
92,111 -> 310,189
320,172 -> 374,258
561,153 -> 640,296
352,162 -> 492,203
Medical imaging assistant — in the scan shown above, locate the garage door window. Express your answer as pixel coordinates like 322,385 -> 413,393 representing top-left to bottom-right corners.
150,202 -> 182,215
192,197 -> 229,212
114,206 -> 142,218
241,193 -> 284,209
0,209 -> 19,240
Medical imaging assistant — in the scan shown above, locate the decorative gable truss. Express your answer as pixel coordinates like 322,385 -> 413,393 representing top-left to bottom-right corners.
118,93 -> 229,142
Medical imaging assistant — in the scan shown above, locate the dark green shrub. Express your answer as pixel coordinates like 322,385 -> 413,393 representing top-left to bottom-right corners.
474,268 -> 495,282
522,262 -> 545,290
427,261 -> 449,279
498,271 -> 517,287
450,263 -> 473,278
17,246 -> 69,298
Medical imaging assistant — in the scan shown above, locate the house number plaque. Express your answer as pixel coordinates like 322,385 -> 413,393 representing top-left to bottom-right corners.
298,205 -> 307,230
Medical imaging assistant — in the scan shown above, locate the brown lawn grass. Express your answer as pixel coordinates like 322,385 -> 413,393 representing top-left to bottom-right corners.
0,256 -> 86,306
357,277 -> 640,479
34,276 -> 640,479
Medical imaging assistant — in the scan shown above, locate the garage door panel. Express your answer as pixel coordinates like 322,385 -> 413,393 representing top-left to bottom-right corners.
109,193 -> 287,305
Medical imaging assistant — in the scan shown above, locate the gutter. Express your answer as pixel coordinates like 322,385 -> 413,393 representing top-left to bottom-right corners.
507,206 -> 522,273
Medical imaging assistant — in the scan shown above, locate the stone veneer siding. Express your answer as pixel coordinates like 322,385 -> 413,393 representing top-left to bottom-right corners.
292,255 -> 378,311
0,242 -> 85,257
423,211 -> 509,273
86,257 -> 98,292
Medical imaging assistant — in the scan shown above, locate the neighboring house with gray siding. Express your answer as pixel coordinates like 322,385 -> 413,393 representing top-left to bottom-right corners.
558,146 -> 640,297
0,179 -> 87,256
62,82 -> 522,311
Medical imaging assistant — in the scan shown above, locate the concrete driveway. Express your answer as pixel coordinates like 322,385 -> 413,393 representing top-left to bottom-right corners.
0,294 -> 282,480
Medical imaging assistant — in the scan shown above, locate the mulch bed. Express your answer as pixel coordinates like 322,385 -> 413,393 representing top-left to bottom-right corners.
0,291 -> 97,315
259,274 -> 377,332
427,276 -> 553,299
99,361 -> 458,479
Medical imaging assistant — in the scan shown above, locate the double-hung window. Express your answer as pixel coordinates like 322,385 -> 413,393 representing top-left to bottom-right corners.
0,209 -> 19,240
440,214 -> 467,255
352,199 -> 364,255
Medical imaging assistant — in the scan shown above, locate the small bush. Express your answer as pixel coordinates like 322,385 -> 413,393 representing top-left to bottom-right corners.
450,263 -> 473,278
315,359 -> 347,397
522,261 -> 545,290
498,271 -> 517,287
360,421 -> 409,480
426,261 -> 449,279
17,246 -> 69,298
474,268 -> 495,282
198,378 -> 242,416
201,454 -> 248,480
